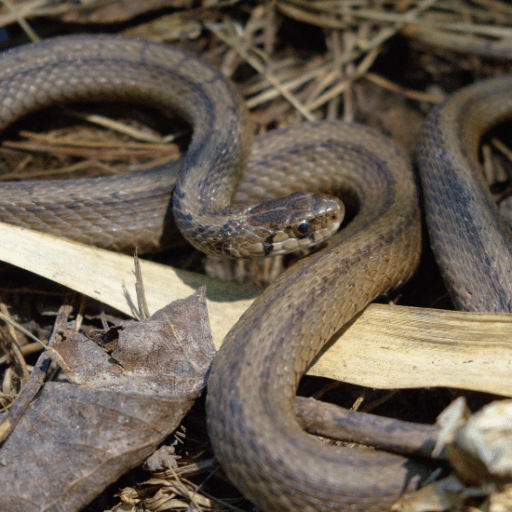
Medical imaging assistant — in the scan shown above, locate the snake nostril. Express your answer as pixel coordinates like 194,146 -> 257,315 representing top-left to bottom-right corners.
326,211 -> 339,226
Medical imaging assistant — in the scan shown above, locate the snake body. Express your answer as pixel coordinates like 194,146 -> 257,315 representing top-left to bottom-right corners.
0,35 -> 342,257
206,122 -> 423,511
418,76 -> 512,312
0,35 -> 510,511
206,75 -> 512,511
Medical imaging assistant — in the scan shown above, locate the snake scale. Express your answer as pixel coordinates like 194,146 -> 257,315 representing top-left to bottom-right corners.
0,35 -> 510,511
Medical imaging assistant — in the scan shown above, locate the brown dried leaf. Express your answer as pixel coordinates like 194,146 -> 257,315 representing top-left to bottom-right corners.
391,474 -> 468,512
0,288 -> 214,512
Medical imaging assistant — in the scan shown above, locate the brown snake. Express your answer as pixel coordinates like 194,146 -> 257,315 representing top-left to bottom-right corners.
0,35 -> 510,511
0,35 -> 343,257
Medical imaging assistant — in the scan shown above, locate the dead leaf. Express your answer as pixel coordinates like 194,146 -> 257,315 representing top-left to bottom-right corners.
443,398 -> 512,485
393,398 -> 512,511
391,474 -> 469,512
0,289 -> 214,512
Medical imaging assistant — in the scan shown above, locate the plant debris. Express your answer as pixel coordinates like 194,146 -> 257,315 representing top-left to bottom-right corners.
0,289 -> 214,512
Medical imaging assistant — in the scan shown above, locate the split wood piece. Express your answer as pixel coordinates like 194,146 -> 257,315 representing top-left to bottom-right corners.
0,222 -> 510,396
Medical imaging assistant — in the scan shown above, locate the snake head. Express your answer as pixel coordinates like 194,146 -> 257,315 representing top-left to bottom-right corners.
226,192 -> 344,258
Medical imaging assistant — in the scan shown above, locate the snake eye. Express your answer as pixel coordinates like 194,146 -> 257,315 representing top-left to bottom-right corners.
293,220 -> 313,238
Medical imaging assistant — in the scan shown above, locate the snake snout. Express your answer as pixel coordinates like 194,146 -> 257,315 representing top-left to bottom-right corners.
261,192 -> 344,256
315,196 -> 345,228
224,193 -> 344,258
